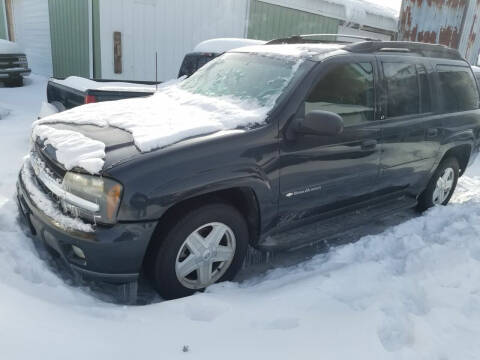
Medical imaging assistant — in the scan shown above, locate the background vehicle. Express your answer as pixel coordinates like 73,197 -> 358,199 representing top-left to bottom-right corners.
18,36 -> 480,301
0,39 -> 30,87
42,38 -> 265,115
42,76 -> 159,115
178,38 -> 266,77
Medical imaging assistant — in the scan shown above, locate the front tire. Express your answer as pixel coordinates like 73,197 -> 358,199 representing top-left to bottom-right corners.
417,157 -> 459,211
5,76 -> 23,87
146,203 -> 248,300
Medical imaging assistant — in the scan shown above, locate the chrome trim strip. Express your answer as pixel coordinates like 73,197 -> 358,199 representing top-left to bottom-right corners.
30,156 -> 100,213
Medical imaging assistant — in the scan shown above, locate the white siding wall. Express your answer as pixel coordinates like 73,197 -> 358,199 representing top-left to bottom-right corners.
12,0 -> 52,76
99,0 -> 248,81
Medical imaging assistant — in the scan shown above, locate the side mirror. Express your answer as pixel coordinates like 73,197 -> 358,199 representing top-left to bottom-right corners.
294,110 -> 344,137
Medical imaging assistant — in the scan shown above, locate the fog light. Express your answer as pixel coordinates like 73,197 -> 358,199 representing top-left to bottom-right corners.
72,245 -> 86,260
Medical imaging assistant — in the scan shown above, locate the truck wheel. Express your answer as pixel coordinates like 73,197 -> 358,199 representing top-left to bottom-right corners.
5,76 -> 23,87
146,203 -> 248,300
417,157 -> 459,211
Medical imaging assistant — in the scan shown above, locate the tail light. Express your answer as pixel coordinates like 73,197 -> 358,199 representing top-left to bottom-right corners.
84,95 -> 96,104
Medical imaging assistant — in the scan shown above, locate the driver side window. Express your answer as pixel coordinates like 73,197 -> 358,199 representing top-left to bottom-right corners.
305,62 -> 375,127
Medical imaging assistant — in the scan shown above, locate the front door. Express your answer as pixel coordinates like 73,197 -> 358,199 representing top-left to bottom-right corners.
278,56 -> 382,230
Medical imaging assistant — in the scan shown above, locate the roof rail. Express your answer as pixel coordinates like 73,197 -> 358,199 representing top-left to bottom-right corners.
265,33 -> 380,45
345,41 -> 463,60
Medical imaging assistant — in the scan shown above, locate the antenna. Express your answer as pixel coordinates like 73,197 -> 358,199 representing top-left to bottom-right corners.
155,51 -> 158,91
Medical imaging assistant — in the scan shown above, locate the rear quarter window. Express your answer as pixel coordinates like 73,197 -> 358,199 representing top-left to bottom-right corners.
436,65 -> 479,113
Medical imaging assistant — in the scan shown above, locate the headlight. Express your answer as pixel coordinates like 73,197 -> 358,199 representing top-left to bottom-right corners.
62,172 -> 123,225
18,55 -> 28,68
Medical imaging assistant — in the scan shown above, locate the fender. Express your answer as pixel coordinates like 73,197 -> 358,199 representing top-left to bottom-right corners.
145,164 -> 275,221
429,129 -> 477,179
108,125 -> 280,228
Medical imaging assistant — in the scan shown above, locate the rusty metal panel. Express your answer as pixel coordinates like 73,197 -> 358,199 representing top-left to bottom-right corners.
458,1 -> 480,64
398,0 -> 467,49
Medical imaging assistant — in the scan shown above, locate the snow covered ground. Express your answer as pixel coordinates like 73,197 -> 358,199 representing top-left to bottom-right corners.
2,76 -> 480,359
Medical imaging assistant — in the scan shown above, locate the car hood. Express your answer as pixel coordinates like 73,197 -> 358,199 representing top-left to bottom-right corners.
33,123 -> 138,174
33,122 -> 247,175
32,80 -> 277,174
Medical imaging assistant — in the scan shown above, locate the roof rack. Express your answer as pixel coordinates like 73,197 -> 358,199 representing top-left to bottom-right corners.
265,34 -> 380,45
345,41 -> 463,60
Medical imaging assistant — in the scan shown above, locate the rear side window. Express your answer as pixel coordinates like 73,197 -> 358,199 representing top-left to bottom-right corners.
383,62 -> 419,118
178,53 -> 218,78
436,65 -> 479,113
305,62 -> 375,127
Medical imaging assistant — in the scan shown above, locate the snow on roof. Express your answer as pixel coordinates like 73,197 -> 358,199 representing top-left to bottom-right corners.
193,38 -> 267,54
0,39 -> 24,55
233,43 -> 346,60
330,0 -> 399,20
262,0 -> 398,32
51,76 -> 157,93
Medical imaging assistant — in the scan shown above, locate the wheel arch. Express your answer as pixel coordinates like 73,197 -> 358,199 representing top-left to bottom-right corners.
440,143 -> 472,176
142,186 -> 262,269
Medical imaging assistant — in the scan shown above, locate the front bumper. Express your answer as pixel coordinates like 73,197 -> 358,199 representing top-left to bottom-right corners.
0,67 -> 31,79
16,165 -> 157,284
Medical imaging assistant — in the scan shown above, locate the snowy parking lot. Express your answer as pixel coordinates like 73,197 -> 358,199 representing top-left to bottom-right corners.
2,76 -> 480,359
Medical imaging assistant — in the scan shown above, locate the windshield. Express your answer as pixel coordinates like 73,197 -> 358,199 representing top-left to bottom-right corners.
180,52 -> 304,107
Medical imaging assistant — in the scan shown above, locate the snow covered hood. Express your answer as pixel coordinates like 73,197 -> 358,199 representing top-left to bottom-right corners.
32,83 -> 273,174
0,39 -> 24,55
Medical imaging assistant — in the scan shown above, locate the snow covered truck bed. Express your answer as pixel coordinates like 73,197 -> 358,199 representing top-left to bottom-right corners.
41,76 -> 160,117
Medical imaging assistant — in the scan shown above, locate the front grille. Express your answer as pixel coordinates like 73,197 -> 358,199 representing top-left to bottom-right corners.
34,141 -> 67,179
0,54 -> 27,70
29,151 -> 96,226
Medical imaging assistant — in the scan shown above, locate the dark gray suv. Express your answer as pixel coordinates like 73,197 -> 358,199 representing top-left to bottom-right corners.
17,36 -> 480,301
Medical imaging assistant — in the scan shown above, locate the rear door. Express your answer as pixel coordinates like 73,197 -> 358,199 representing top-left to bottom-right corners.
278,55 -> 382,229
375,56 -> 441,194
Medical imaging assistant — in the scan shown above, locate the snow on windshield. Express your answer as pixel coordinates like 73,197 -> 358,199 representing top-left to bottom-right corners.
34,54 -> 304,173
180,53 -> 301,106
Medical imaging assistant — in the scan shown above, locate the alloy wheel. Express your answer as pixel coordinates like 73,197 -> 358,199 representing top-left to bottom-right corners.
175,222 -> 236,289
432,167 -> 455,205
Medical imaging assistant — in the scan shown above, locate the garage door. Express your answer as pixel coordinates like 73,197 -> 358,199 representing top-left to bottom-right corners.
12,0 -> 53,76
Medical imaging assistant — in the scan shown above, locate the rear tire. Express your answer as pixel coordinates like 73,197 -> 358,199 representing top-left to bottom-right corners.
417,157 -> 459,211
146,203 -> 248,300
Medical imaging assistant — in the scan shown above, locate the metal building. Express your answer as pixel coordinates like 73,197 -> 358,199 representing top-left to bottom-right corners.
398,0 -> 480,65
1,0 -> 398,80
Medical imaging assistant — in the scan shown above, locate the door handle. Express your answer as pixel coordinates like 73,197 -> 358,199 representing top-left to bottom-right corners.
427,128 -> 438,138
361,139 -> 377,150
